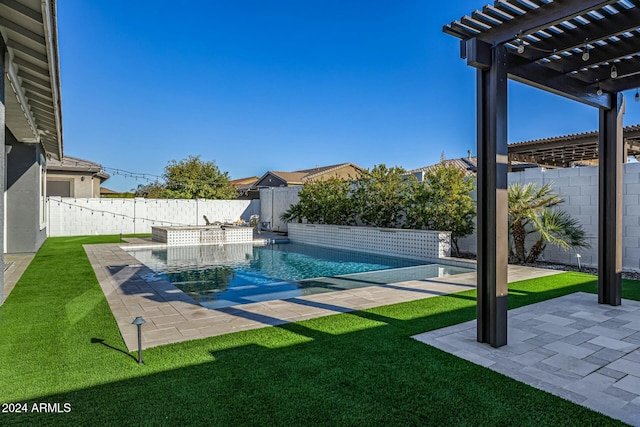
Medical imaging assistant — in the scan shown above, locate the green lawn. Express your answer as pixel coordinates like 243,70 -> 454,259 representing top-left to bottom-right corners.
0,236 -> 633,425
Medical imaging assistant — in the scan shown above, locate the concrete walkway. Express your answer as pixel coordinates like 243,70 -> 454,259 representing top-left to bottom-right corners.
3,253 -> 35,302
84,241 -> 561,351
413,292 -> 640,426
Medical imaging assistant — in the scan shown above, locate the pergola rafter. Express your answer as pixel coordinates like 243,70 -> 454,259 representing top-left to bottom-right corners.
448,1 -> 640,100
445,0 -> 638,348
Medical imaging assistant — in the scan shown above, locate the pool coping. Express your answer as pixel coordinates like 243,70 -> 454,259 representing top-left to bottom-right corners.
84,241 -> 563,351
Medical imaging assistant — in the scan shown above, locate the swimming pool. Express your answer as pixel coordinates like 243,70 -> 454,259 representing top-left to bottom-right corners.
127,243 -> 472,309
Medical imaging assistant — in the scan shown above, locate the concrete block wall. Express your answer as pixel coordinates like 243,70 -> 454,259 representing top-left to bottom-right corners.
456,162 -> 640,271
47,197 -> 259,237
260,187 -> 302,232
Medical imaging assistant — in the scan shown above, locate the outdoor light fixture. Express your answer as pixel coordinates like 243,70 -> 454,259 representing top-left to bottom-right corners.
582,40 -> 589,61
516,37 -> 525,54
576,253 -> 582,270
611,64 -> 618,79
132,316 -> 146,364
596,84 -> 603,96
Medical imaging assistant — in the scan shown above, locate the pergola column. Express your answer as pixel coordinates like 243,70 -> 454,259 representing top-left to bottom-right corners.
598,93 -> 625,306
475,42 -> 509,347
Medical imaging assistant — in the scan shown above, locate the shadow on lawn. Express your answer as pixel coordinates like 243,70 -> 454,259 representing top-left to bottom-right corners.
3,277 -> 618,426
91,338 -> 137,362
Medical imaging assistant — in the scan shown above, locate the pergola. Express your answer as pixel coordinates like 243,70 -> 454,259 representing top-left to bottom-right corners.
509,124 -> 640,166
444,0 -> 640,347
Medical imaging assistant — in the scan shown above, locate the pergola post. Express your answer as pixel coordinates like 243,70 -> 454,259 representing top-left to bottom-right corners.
476,43 -> 509,348
598,93 -> 625,306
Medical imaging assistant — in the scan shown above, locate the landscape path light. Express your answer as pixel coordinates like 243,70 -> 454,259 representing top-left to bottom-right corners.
132,316 -> 146,364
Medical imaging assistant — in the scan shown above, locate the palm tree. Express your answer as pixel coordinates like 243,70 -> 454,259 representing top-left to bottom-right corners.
508,182 -> 589,264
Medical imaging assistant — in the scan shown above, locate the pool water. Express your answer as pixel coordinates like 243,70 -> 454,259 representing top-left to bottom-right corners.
127,243 -> 472,309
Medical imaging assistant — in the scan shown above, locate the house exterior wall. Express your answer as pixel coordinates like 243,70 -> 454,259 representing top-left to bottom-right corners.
93,178 -> 101,197
0,135 -> 5,304
6,138 -> 47,253
47,198 -> 260,236
46,171 -> 100,197
255,173 -> 287,188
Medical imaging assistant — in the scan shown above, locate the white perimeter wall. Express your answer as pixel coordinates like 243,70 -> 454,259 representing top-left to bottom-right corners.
47,197 -> 260,237
456,162 -> 640,271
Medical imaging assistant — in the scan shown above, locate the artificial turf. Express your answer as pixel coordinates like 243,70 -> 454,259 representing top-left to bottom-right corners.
0,235 -> 632,425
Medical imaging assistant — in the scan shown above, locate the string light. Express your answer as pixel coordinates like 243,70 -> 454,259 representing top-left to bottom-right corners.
51,198 -> 190,227
596,84 -> 603,96
101,166 -> 234,190
611,64 -> 618,79
516,36 -> 525,54
582,40 -> 590,61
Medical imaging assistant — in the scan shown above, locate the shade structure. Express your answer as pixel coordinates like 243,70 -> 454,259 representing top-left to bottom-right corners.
444,0 -> 639,347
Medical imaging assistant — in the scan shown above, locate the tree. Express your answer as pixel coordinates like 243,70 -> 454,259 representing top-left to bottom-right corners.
406,162 -> 475,256
281,177 -> 354,225
134,182 -> 166,198
508,182 -> 589,264
352,164 -> 411,228
163,155 -> 237,199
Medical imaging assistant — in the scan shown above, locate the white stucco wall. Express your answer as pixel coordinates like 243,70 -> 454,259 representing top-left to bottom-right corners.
47,197 -> 260,237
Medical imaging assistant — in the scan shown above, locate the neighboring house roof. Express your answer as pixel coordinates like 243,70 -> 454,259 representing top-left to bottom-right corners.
295,163 -> 363,182
265,171 -> 307,185
409,156 -> 539,177
254,163 -> 363,187
230,176 -> 259,189
47,155 -> 110,180
100,187 -> 119,195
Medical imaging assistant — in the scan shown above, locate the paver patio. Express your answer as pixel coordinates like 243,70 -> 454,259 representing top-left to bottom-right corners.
413,292 -> 640,426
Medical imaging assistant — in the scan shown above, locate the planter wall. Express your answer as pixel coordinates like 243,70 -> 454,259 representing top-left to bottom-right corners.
287,223 -> 451,261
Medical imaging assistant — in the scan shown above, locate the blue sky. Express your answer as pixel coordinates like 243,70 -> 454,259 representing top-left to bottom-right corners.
58,1 -> 640,192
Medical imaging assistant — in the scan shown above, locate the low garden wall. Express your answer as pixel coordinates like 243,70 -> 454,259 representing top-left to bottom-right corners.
287,223 -> 451,261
